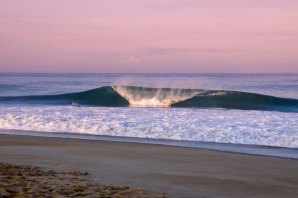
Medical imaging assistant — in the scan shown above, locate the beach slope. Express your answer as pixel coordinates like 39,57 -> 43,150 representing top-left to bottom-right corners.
0,134 -> 298,198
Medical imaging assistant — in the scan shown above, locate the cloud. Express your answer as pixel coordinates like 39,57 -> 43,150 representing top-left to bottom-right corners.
140,48 -> 223,55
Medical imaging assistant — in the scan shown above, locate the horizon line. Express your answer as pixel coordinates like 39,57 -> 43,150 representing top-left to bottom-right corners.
0,72 -> 297,75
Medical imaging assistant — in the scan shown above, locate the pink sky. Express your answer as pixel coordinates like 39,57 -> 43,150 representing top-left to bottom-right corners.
0,0 -> 298,73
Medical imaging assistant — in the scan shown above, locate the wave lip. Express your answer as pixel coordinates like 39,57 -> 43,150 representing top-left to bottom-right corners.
112,85 -> 200,107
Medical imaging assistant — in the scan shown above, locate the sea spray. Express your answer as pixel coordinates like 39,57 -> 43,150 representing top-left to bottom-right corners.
1,106 -> 297,148
112,85 -> 200,107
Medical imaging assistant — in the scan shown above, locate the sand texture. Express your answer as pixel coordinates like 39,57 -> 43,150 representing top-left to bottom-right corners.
0,134 -> 298,198
0,162 -> 166,198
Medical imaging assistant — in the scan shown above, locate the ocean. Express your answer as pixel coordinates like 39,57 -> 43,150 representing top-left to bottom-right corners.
0,73 -> 297,158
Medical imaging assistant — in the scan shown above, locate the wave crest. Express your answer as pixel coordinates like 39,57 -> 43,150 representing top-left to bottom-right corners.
112,85 -> 201,107
0,85 -> 297,112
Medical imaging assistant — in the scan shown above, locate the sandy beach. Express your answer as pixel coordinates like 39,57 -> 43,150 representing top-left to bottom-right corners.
0,134 -> 298,198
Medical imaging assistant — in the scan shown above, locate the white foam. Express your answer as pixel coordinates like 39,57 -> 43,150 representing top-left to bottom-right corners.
0,105 -> 297,148
112,85 -> 200,107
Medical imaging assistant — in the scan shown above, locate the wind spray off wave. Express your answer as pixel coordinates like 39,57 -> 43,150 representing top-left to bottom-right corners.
112,85 -> 201,107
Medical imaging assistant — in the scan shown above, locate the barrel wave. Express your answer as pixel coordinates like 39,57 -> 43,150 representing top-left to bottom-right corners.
0,85 -> 297,112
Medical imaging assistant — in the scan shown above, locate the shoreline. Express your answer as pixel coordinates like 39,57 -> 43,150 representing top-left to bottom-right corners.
1,130 -> 298,160
1,134 -> 298,197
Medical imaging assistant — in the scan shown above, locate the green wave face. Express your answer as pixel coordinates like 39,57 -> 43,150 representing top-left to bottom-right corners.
0,86 -> 129,107
0,85 -> 297,112
172,91 -> 298,112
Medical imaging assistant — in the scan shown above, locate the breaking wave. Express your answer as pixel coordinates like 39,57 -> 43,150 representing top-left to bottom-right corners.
0,85 -> 297,112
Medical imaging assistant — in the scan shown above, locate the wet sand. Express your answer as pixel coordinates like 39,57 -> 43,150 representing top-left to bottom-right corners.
0,134 -> 298,198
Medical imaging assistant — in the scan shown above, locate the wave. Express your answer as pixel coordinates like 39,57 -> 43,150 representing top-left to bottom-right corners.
112,85 -> 201,107
0,85 -> 297,112
0,86 -> 128,106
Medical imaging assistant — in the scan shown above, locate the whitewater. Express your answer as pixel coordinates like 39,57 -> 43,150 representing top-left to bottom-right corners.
1,105 -> 297,148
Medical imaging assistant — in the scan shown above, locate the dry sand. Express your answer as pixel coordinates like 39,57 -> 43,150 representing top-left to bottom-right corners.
0,134 -> 298,198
